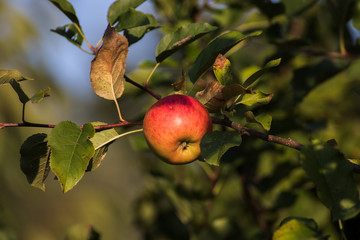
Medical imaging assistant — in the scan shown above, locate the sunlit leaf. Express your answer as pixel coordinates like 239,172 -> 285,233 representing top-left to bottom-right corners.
0,69 -> 33,86
273,217 -> 329,239
156,23 -> 218,62
48,0 -> 80,25
107,0 -> 145,26
114,8 -> 150,32
200,131 -> 242,166
301,139 -> 360,221
48,121 -> 95,193
188,30 -> 262,83
124,14 -> 159,45
90,26 -> 129,100
30,88 -> 51,103
213,54 -> 232,86
20,133 -> 51,191
51,23 -> 84,47
9,79 -> 29,104
236,90 -> 273,107
245,111 -> 272,131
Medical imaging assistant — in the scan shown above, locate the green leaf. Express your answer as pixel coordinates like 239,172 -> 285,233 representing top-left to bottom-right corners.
9,79 -> 29,104
301,139 -> 360,221
87,124 -> 143,171
20,134 -> 51,191
200,131 -> 242,166
0,69 -> 33,86
188,30 -> 262,83
243,58 -> 281,88
107,0 -> 145,26
245,111 -> 272,131
30,88 -> 51,103
124,14 -> 159,45
114,8 -> 150,32
273,217 -> 329,240
156,22 -> 218,62
48,0 -> 80,25
213,54 -> 232,86
51,23 -> 84,47
48,121 -> 95,193
236,90 -> 273,107
90,26 -> 128,100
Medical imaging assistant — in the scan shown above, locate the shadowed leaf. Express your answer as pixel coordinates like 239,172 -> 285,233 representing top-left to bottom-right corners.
9,79 -> 29,104
243,58 -> 281,88
51,23 -> 84,47
90,26 -> 129,100
124,14 -> 159,45
114,8 -> 150,32
200,131 -> 242,166
301,139 -> 360,221
107,0 -> 145,25
156,23 -> 217,62
188,31 -> 262,83
48,0 -> 80,25
20,133 -> 51,191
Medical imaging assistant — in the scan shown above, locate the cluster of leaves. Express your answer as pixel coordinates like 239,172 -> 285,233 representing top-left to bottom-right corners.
3,0 -> 360,239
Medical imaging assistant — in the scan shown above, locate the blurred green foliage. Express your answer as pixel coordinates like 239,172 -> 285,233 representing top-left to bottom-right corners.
2,0 -> 360,239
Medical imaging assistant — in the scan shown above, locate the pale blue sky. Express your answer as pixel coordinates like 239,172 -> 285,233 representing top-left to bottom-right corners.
6,0 -> 160,99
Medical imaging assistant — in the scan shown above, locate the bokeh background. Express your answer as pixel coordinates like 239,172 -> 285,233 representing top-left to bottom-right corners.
2,0 -> 360,239
0,0 -> 160,239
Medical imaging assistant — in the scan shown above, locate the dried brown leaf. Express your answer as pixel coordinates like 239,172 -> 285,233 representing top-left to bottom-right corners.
195,81 -> 246,113
90,26 -> 129,100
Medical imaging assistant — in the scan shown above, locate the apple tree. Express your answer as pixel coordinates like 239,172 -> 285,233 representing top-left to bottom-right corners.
2,0 -> 360,239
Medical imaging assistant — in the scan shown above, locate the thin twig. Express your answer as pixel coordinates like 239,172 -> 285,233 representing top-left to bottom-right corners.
124,75 -> 161,100
300,48 -> 358,60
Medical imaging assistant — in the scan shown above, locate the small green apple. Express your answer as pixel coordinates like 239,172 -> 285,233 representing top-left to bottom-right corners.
143,94 -> 212,164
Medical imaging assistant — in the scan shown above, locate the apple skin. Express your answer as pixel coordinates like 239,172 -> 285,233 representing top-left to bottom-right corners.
143,94 -> 212,164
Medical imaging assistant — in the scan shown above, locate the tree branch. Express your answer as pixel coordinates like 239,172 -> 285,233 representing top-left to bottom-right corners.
211,117 -> 303,150
0,121 -> 142,131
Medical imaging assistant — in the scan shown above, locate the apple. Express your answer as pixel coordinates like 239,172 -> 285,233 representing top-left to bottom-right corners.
143,94 -> 212,164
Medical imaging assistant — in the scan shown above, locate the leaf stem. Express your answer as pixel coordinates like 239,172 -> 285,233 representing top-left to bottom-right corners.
95,128 -> 143,150
73,22 -> 94,53
338,219 -> 348,240
145,62 -> 160,88
113,98 -> 125,122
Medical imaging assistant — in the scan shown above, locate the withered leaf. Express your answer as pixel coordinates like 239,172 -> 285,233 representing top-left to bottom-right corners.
171,70 -> 187,94
195,81 -> 246,113
90,26 -> 129,100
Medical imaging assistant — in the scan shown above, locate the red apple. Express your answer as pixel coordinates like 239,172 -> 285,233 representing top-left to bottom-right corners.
143,94 -> 212,164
